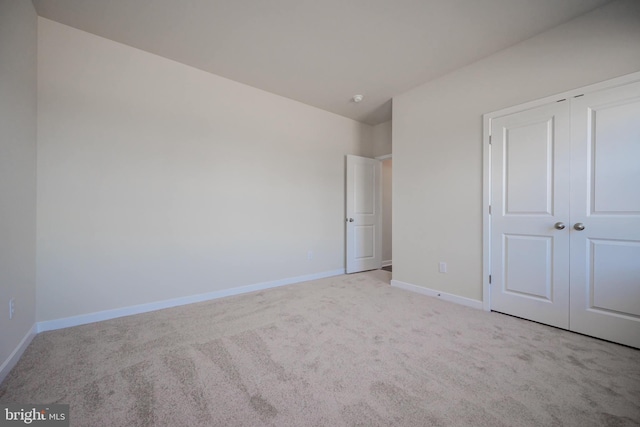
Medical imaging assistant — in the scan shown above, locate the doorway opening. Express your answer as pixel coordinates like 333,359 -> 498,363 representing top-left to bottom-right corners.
379,156 -> 392,273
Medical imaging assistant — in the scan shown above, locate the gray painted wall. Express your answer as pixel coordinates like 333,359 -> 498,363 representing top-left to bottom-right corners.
36,18 -> 373,322
0,0 -> 38,370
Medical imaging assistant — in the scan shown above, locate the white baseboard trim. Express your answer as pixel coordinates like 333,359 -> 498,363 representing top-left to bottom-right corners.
382,260 -> 392,267
37,268 -> 345,333
391,279 -> 483,310
0,323 -> 37,384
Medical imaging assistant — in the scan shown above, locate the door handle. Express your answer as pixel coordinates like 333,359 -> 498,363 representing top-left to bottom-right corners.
346,218 -> 354,222
574,223 -> 585,231
554,222 -> 565,230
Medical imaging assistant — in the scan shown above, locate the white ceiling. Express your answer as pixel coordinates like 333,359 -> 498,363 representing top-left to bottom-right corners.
32,0 -> 613,125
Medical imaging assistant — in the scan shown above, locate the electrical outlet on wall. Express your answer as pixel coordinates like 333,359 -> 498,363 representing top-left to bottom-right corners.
9,298 -> 15,319
439,262 -> 447,273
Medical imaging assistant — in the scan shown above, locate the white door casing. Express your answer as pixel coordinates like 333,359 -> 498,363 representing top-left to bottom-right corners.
489,101 -> 571,329
346,155 -> 382,274
569,81 -> 640,348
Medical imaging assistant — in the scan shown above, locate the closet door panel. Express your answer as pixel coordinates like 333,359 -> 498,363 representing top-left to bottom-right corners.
490,101 -> 571,328
570,81 -> 640,349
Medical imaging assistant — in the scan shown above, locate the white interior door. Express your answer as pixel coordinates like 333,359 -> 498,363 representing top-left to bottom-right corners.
346,155 -> 381,274
569,81 -> 640,348
490,101 -> 571,328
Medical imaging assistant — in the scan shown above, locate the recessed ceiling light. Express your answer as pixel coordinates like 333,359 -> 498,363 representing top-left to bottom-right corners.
352,94 -> 364,103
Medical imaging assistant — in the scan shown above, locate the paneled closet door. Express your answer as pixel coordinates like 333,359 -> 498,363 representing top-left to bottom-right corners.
569,81 -> 640,349
490,101 -> 571,329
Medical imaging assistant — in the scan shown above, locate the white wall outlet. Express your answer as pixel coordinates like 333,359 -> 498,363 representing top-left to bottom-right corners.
9,298 -> 15,319
439,262 -> 447,273
307,250 -> 313,261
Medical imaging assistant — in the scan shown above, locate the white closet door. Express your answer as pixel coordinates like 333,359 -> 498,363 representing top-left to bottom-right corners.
490,101 -> 571,328
569,81 -> 640,348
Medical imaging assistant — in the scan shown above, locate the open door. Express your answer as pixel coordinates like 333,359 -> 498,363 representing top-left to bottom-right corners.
346,155 -> 381,273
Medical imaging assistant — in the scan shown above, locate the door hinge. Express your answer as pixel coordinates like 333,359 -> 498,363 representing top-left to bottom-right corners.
489,275 -> 492,284
488,205 -> 492,215
489,135 -> 492,144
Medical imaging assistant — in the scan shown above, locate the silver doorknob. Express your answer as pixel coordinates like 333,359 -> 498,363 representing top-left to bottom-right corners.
574,223 -> 585,231
346,218 -> 354,222
554,222 -> 565,230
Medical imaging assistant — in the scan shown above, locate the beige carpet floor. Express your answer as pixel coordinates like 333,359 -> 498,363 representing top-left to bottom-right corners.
1,270 -> 639,426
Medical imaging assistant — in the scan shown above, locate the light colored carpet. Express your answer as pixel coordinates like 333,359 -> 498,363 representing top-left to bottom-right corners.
1,270 -> 639,426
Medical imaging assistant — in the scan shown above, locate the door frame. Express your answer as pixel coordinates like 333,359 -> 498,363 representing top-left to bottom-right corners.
376,154 -> 392,269
345,155 -> 383,273
344,154 -> 392,274
482,71 -> 640,312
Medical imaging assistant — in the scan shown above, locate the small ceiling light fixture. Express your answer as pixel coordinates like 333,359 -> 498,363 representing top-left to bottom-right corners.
352,94 -> 364,103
